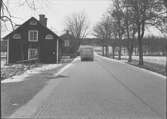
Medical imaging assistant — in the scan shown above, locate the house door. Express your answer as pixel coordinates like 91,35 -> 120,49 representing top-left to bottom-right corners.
41,41 -> 57,63
14,44 -> 22,61
46,49 -> 56,63
13,41 -> 24,62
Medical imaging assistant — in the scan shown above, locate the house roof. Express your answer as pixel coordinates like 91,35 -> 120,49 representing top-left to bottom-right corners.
3,17 -> 60,40
60,32 -> 75,40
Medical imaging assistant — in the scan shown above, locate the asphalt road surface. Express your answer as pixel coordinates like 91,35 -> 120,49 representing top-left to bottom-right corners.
10,55 -> 166,119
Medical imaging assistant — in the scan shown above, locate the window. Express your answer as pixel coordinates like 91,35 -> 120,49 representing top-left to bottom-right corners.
29,20 -> 37,25
64,40 -> 70,47
45,34 -> 53,40
13,34 -> 21,39
28,48 -> 38,60
28,30 -> 38,42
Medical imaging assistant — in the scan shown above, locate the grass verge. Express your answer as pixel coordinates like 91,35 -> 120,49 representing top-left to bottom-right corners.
127,59 -> 166,76
105,56 -> 165,76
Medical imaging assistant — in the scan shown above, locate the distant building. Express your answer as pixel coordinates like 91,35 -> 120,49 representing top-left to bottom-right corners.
60,30 -> 79,58
3,14 -> 63,63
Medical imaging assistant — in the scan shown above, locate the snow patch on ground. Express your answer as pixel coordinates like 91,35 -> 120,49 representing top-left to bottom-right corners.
1,57 -> 80,84
54,56 -> 80,77
1,64 -> 62,83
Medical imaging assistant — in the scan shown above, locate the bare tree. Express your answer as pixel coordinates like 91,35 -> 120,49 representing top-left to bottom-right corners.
93,15 -> 113,56
122,0 -> 138,62
111,22 -> 119,59
109,0 -> 125,60
125,0 -> 165,65
0,0 -> 53,31
65,12 -> 89,41
93,21 -> 106,56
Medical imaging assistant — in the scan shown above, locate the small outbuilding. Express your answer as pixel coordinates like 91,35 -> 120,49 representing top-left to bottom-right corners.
60,30 -> 79,58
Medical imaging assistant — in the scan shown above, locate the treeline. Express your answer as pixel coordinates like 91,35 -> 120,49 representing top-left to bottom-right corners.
122,37 -> 166,56
141,37 -> 166,55
82,37 -> 166,56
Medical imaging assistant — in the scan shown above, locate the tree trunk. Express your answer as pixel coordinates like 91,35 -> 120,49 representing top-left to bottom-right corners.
118,46 -> 121,60
128,47 -> 133,62
126,17 -> 133,62
112,46 -> 115,59
127,32 -> 135,62
127,40 -> 134,62
106,45 -> 109,57
128,53 -> 132,62
137,22 -> 144,65
138,37 -> 143,65
118,36 -> 122,60
102,46 -> 104,56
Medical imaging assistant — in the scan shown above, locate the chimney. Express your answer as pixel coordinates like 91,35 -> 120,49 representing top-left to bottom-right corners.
39,14 -> 47,27
44,18 -> 47,27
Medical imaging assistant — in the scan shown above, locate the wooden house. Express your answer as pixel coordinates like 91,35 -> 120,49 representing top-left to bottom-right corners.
3,15 -> 63,64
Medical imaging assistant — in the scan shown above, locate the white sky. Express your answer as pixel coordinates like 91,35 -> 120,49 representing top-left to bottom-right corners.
2,0 -> 112,37
2,0 -> 165,38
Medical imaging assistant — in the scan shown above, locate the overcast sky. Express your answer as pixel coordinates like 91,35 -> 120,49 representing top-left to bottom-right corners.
2,0 -> 112,37
2,0 -> 164,38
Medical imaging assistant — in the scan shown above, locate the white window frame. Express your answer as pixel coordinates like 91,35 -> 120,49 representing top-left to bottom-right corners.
45,34 -> 53,40
28,48 -> 38,60
28,30 -> 38,42
13,33 -> 21,39
29,20 -> 37,25
64,40 -> 70,47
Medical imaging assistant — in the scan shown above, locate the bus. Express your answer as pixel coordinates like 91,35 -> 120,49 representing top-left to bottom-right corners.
79,45 -> 94,61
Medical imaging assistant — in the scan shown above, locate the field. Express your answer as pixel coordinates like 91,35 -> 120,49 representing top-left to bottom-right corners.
121,56 -> 166,66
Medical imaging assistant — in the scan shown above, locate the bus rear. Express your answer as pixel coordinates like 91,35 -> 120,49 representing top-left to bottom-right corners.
79,46 -> 94,61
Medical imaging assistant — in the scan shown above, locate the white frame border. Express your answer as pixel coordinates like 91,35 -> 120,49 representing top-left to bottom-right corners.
28,30 -> 38,42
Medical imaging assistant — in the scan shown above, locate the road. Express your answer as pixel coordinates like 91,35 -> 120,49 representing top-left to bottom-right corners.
10,55 -> 166,119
